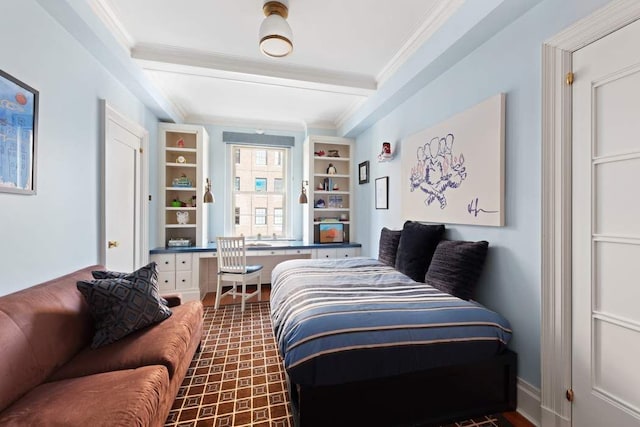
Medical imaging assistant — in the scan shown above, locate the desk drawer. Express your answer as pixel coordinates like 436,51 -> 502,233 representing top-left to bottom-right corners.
153,254 -> 175,272
285,248 -> 312,256
336,248 -> 359,258
158,272 -> 175,292
176,271 -> 192,290
315,248 -> 337,259
175,253 -> 192,271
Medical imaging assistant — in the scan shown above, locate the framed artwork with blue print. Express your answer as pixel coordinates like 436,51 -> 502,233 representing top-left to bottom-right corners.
0,69 -> 38,195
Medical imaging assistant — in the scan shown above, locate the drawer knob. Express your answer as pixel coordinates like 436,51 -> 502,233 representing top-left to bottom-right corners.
165,261 -> 169,265
181,279 -> 186,283
164,280 -> 169,283
181,261 -> 186,264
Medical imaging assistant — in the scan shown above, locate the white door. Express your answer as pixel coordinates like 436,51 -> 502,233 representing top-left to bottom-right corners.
103,102 -> 148,272
572,18 -> 640,426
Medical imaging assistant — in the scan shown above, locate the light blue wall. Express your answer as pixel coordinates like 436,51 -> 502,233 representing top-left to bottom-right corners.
0,0 -> 158,295
354,0 -> 610,388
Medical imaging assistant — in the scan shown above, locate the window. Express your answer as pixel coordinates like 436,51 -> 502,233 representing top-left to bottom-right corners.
274,208 -> 283,225
255,208 -> 267,225
274,178 -> 283,192
255,178 -> 267,192
255,150 -> 267,165
230,145 -> 289,239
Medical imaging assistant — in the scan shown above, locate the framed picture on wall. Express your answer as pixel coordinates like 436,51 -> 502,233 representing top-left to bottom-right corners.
0,69 -> 39,195
375,176 -> 389,209
358,160 -> 369,184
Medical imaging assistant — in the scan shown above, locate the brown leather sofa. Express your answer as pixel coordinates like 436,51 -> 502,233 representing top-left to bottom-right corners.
0,265 -> 203,426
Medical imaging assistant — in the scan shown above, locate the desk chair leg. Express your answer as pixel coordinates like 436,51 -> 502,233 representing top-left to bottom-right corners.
241,277 -> 247,312
215,275 -> 222,309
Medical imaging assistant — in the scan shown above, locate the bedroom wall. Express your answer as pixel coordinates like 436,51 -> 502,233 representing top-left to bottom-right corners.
353,0 -> 611,389
0,0 -> 158,295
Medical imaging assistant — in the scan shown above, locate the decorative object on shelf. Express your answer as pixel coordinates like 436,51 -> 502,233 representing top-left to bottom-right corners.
0,70 -> 38,195
190,195 -> 197,207
259,0 -> 293,58
176,155 -> 186,164
172,174 -> 192,187
171,199 -> 184,207
377,141 -> 394,162
340,213 -> 348,221
176,211 -> 189,224
176,137 -> 185,148
315,198 -> 326,208
358,160 -> 369,184
167,238 -> 191,247
298,180 -> 308,204
317,182 -> 324,190
314,150 -> 325,157
327,149 -> 340,157
375,176 -> 389,210
203,178 -> 214,204
326,163 -> 337,175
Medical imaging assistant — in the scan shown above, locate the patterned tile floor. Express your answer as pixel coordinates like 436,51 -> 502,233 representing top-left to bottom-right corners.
165,301 -> 514,427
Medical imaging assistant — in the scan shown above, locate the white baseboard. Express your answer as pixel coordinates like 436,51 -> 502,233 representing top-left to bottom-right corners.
517,378 -> 541,426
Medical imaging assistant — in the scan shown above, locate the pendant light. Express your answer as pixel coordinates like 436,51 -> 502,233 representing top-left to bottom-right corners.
259,1 -> 293,58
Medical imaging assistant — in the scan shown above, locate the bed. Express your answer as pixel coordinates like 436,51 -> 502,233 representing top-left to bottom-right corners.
270,257 -> 517,427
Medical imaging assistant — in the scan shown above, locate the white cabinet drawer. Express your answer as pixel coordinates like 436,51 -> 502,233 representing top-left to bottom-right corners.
285,248 -> 312,256
153,254 -> 175,272
158,271 -> 175,292
175,253 -> 192,271
252,249 -> 287,256
176,270 -> 192,289
316,248 -> 337,259
336,248 -> 359,258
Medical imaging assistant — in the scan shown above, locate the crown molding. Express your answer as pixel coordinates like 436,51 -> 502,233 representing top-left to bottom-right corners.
376,0 -> 464,86
335,97 -> 368,131
132,43 -> 376,97
88,0 -> 134,53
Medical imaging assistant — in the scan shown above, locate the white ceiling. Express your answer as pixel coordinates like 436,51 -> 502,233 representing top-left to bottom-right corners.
89,0 -> 465,130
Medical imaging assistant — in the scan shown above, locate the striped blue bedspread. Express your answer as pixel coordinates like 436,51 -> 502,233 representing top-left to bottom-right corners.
270,257 -> 512,386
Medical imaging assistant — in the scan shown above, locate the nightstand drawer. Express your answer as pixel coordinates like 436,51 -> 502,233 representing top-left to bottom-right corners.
158,272 -> 175,292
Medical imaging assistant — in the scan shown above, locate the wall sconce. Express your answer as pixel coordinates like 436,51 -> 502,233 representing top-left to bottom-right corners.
203,178 -> 215,204
298,180 -> 308,204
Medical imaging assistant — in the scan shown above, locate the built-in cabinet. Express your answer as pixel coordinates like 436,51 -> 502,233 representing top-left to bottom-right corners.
157,123 -> 209,247
151,123 -> 209,302
302,135 -> 355,245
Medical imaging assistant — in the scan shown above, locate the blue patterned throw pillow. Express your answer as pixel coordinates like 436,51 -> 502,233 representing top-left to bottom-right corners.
91,266 -> 169,306
78,262 -> 172,348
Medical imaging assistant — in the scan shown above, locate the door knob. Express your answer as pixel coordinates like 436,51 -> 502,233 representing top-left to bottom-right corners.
108,241 -> 119,248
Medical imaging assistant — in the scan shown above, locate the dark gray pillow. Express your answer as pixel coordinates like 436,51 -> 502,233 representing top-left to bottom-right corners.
92,267 -> 168,306
78,262 -> 172,348
378,227 -> 402,267
394,221 -> 445,282
425,240 -> 489,300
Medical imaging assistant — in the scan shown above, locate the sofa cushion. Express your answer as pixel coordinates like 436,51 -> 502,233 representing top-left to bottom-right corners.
49,301 -> 203,382
91,267 -> 169,306
425,239 -> 489,300
77,262 -> 172,349
0,365 -> 169,427
377,227 -> 402,267
0,266 -> 99,413
395,221 -> 445,282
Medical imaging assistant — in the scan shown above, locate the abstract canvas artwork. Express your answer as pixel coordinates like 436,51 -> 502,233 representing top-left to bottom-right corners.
401,93 -> 505,226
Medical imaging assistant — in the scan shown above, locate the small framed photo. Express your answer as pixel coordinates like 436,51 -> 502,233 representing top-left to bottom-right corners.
358,160 -> 369,184
375,176 -> 389,209
0,69 -> 38,195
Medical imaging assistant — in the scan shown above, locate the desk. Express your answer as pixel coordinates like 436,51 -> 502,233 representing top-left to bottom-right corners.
149,241 -> 362,301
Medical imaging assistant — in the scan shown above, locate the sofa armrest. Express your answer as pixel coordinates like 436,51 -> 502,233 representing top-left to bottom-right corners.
161,293 -> 182,307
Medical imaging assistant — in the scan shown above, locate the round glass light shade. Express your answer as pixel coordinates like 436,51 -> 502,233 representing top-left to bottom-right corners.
259,14 -> 293,58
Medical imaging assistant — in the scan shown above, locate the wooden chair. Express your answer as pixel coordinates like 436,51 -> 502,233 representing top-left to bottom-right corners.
215,236 -> 263,311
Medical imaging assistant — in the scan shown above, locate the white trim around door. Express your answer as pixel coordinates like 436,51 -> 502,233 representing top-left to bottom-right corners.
540,1 -> 640,426
101,100 -> 150,269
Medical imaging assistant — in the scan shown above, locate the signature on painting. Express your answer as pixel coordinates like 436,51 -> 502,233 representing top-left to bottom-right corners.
467,197 -> 498,217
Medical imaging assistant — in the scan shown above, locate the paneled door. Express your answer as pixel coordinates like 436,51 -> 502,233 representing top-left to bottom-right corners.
103,102 -> 148,272
572,18 -> 640,426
